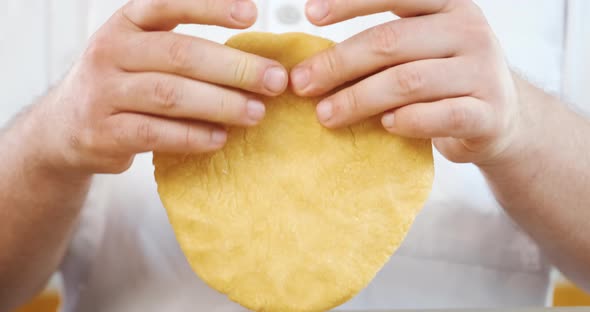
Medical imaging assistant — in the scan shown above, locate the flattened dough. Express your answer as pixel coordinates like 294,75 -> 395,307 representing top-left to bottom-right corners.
154,32 -> 434,312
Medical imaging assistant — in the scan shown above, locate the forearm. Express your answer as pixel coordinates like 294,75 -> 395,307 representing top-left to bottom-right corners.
0,96 -> 91,310
479,77 -> 590,290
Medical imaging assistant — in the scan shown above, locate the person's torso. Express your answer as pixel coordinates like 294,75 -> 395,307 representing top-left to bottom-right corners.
62,156 -> 555,311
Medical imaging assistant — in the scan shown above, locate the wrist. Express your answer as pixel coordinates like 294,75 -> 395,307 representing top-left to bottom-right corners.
15,92 -> 93,183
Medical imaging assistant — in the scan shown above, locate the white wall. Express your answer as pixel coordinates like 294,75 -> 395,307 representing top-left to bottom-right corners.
563,0 -> 590,116
0,0 -> 49,125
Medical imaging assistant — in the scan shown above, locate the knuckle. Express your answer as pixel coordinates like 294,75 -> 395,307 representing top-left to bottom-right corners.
454,5 -> 496,48
136,120 -> 159,148
184,126 -> 217,151
111,124 -> 128,147
233,55 -> 253,87
183,125 -> 194,150
394,67 -> 425,97
369,23 -> 401,57
320,50 -> 343,77
167,38 -> 194,71
448,103 -> 470,132
216,92 -> 234,120
205,128 -> 215,146
464,22 -> 495,49
477,27 -> 497,50
84,33 -> 111,65
344,88 -> 361,114
462,0 -> 485,16
195,127 -> 214,148
153,78 -> 180,110
145,0 -> 170,12
404,112 -> 424,133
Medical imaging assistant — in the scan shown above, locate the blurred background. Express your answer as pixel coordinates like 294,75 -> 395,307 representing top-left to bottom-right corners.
2,0 -> 590,310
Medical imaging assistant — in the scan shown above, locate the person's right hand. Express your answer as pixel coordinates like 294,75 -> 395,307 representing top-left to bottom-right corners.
34,0 -> 288,174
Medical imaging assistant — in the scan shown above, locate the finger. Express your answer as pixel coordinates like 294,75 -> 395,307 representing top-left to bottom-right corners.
120,0 -> 258,31
291,15 -> 456,96
106,113 -> 227,154
382,97 -> 494,139
305,0 -> 454,25
119,32 -> 288,96
115,73 -> 265,126
432,137 -> 480,163
316,58 -> 473,128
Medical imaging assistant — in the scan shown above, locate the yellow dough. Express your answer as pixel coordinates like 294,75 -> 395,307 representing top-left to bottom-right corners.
154,32 -> 434,312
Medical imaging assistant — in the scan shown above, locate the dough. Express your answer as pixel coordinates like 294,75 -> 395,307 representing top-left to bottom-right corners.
154,32 -> 434,312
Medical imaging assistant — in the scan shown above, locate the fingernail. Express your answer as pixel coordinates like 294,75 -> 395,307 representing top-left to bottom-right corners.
211,129 -> 227,146
231,0 -> 257,24
291,67 -> 310,92
247,99 -> 266,123
317,100 -> 333,123
264,66 -> 287,93
382,113 -> 395,129
306,0 -> 330,22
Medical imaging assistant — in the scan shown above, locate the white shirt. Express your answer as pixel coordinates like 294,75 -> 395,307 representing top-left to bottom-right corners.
3,0 -> 589,310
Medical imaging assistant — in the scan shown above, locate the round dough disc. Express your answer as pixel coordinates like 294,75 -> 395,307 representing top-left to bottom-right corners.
154,32 -> 434,312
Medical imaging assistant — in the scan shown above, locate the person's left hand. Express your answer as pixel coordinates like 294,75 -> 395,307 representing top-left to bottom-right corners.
291,0 -> 521,165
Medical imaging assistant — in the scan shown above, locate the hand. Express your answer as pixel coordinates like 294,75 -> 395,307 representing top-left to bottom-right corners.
292,0 -> 520,165
34,0 -> 288,174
